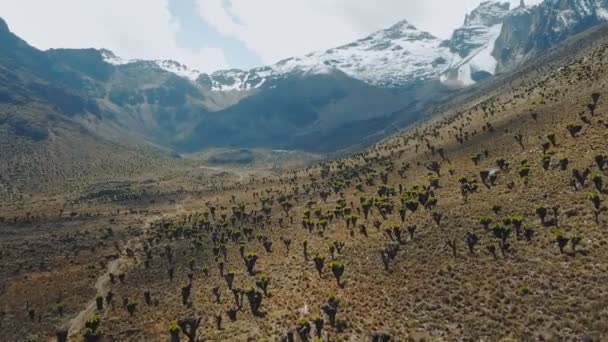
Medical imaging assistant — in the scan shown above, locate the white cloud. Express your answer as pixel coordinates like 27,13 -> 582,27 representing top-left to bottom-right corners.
0,0 -> 547,71
0,0 -> 228,71
197,0 -> 541,65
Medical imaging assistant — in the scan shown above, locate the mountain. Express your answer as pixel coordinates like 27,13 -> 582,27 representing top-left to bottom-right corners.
194,20 -> 451,91
494,0 -> 608,71
0,15 -> 455,153
442,1 -> 512,85
1,0 -> 608,157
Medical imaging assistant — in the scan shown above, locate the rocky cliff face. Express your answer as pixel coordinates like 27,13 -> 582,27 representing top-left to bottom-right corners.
493,0 -> 608,71
443,1 -> 512,85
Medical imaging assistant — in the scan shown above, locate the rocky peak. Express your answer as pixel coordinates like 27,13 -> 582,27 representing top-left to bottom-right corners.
448,1 -> 510,59
464,1 -> 511,27
0,17 -> 9,33
371,20 -> 438,41
493,0 -> 608,72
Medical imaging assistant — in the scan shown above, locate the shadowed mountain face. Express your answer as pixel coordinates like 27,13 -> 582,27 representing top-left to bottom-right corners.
183,72 -> 450,152
1,0 -> 608,154
0,16 -> 452,153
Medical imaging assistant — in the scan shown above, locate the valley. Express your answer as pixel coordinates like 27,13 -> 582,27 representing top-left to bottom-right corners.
2,0 -> 608,341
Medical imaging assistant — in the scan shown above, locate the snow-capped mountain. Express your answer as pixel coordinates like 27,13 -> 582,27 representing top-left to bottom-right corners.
442,1 -> 512,85
193,2 -> 517,90
100,49 -> 201,80
494,0 -> 608,71
196,20 -> 451,91
97,0 -> 608,91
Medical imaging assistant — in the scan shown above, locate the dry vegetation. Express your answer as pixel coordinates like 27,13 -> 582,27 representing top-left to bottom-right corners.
2,27 -> 608,342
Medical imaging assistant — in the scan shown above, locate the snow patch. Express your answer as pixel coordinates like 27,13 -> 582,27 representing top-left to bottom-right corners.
444,22 -> 503,86
100,50 -> 201,81
597,6 -> 608,19
201,20 -> 452,91
100,50 -> 131,65
154,60 -> 200,80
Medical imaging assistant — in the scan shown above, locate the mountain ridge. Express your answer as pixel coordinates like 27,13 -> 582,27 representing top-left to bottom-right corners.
2,0 -> 608,156
98,0 -> 608,90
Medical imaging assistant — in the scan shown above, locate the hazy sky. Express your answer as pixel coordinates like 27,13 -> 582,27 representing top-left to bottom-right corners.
0,0 -> 540,72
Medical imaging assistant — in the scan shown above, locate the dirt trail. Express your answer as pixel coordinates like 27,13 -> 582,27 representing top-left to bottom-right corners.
66,215 -> 160,339
65,180 -> 236,339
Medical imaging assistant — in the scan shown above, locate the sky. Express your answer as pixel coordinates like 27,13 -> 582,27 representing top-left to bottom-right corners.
0,0 -> 540,72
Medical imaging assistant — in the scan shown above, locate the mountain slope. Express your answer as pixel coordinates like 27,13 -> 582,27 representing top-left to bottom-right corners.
184,72 -> 451,152
6,22 -> 608,342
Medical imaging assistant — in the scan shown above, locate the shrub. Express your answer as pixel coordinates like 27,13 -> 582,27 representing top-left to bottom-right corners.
541,154 -> 551,170
554,158 -> 567,172
407,225 -> 417,240
573,168 -> 591,188
592,172 -> 603,192
168,322 -> 180,340
524,227 -> 534,241
510,215 -> 524,236
496,159 -> 509,170
465,232 -> 479,254
308,253 -> 324,278
56,330 -> 68,342
84,314 -> 102,341
181,284 -> 192,305
547,133 -> 557,146
432,212 -> 443,226
471,154 -> 481,166
225,269 -> 236,289
126,303 -> 137,316
480,216 -> 493,230
552,229 -> 569,254
256,274 -> 270,296
297,319 -> 311,340
405,199 -> 419,212
595,155 -> 607,171
566,124 -> 583,137
85,314 -> 101,332
245,287 -> 264,315
518,163 -> 530,178
486,245 -> 497,260
227,307 -> 238,321
329,261 -> 345,287
322,294 -> 340,326
492,226 -> 512,257
245,252 -> 258,275
95,295 -> 104,311
177,317 -> 202,342
312,315 -> 324,338
536,207 -> 548,224
589,192 -> 601,210
428,175 -> 439,188
380,243 -> 399,271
